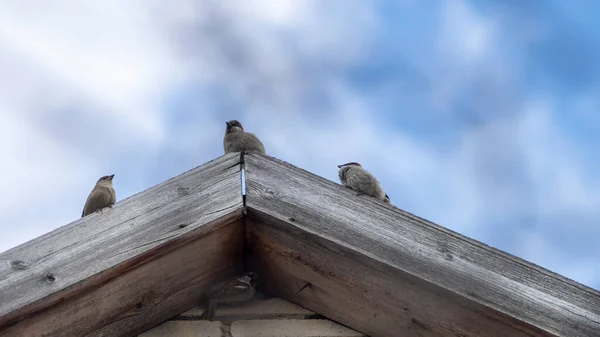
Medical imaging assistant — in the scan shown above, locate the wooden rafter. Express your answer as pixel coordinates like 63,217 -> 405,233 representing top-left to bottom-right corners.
0,153 -> 244,337
1,152 -> 599,337
243,153 -> 600,337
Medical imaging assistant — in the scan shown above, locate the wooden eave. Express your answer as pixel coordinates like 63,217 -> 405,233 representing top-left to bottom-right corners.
0,152 -> 599,337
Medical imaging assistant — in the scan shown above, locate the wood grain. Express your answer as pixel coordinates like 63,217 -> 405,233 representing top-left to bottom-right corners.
0,153 -> 244,337
246,214 -> 554,337
244,153 -> 600,337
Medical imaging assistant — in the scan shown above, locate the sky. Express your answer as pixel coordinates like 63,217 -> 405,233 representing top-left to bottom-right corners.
0,0 -> 599,290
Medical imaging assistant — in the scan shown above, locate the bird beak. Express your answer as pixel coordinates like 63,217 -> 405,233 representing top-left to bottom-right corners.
109,174 -> 115,180
337,164 -> 343,168
226,121 -> 231,128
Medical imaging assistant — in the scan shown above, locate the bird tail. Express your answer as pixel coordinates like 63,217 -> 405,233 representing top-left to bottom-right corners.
384,194 -> 391,204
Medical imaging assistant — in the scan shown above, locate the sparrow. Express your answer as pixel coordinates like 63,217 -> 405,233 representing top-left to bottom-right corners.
337,162 -> 391,204
82,174 -> 116,217
223,120 -> 266,154
201,272 -> 258,321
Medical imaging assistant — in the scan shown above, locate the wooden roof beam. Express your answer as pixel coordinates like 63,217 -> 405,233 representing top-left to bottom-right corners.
0,153 -> 245,337
243,153 -> 600,337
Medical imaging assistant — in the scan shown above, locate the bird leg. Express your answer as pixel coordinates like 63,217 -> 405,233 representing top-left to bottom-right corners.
342,185 -> 363,197
98,205 -> 111,214
200,299 -> 218,321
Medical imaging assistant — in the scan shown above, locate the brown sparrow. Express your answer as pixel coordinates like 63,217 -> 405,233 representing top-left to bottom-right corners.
201,272 -> 259,321
82,174 -> 116,217
223,120 -> 266,154
338,162 -> 390,204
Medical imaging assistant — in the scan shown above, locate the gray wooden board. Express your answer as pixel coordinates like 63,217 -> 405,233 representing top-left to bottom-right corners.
246,214 -> 556,337
0,153 -> 244,336
244,153 -> 600,337
2,220 -> 243,337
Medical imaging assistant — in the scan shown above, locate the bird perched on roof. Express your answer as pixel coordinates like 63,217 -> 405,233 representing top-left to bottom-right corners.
337,162 -> 391,204
223,120 -> 266,154
201,272 -> 258,321
82,174 -> 116,217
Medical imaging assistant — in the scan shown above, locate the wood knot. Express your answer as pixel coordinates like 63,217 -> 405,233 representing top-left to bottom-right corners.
45,273 -> 56,283
411,318 -> 428,330
176,187 -> 190,196
11,259 -> 31,270
138,291 -> 158,309
466,292 -> 481,300
262,188 -> 277,199
437,246 -> 453,261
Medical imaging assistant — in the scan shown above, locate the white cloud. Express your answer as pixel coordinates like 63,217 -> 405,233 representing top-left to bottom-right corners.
230,0 -> 309,26
0,111 -> 88,212
0,0 -> 597,291
0,1 -> 177,139
519,100 -> 600,215
437,0 -> 496,62
0,109 -> 93,252
0,0 -> 379,252
0,0 -> 181,251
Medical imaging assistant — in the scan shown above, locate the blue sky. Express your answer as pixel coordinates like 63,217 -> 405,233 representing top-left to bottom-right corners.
0,0 -> 598,290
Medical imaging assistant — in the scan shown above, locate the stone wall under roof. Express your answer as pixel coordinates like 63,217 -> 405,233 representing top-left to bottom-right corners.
138,292 -> 366,337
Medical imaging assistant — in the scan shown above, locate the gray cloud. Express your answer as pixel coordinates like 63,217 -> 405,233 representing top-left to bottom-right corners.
0,0 -> 598,291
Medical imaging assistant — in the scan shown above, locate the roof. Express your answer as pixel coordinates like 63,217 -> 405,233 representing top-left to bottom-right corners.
0,152 -> 599,337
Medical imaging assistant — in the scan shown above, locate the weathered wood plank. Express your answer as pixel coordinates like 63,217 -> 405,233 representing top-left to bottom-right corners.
246,214 -> 552,337
244,153 -> 600,337
4,220 -> 243,337
0,153 -> 244,336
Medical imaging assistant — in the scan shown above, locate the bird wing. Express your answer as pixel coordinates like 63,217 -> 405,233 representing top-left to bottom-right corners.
82,188 -> 112,217
212,278 -> 250,298
209,277 -> 254,304
246,133 -> 266,154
